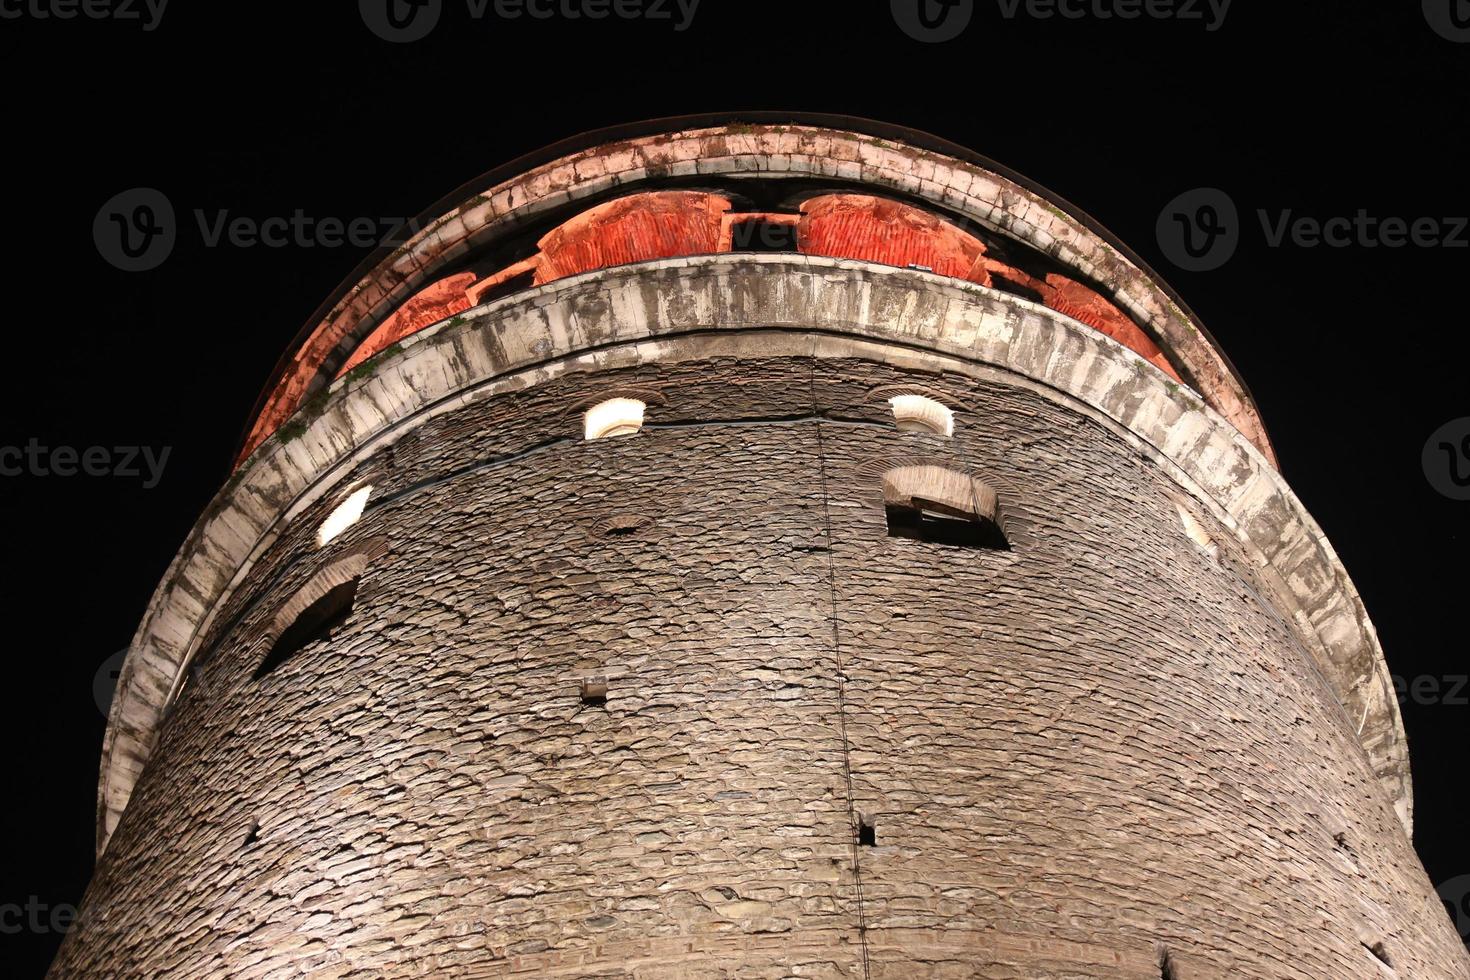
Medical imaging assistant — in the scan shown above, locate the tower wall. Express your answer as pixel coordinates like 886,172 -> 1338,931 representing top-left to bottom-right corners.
58,122 -> 1467,979
54,327 -> 1468,976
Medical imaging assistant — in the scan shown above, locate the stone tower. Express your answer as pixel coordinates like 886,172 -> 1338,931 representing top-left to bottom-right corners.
55,117 -> 1470,978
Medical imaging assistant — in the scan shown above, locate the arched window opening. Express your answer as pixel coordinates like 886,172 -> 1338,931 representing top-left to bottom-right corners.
585,398 -> 646,440
888,394 -> 955,436
254,578 -> 358,680
251,544 -> 383,682
882,464 -> 1008,550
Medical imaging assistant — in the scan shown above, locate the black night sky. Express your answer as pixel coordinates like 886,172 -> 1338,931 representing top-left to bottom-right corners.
1,2 -> 1467,974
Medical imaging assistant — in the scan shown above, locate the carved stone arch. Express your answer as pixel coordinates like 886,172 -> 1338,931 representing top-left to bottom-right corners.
261,536 -> 389,661
274,537 -> 388,630
882,464 -> 999,522
867,461 -> 1010,550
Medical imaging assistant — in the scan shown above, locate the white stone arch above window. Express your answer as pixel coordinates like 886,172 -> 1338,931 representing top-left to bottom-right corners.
270,549 -> 376,638
584,398 -> 647,440
1175,502 -> 1219,557
317,484 -> 373,547
881,464 -> 998,523
888,394 -> 955,436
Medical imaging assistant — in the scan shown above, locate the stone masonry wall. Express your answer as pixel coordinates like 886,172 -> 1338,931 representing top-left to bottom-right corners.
52,355 -> 1470,979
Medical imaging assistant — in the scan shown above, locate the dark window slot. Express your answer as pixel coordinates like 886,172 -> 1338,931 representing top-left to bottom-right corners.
885,504 -> 1009,550
990,273 -> 1046,304
1364,942 -> 1392,968
730,218 -> 798,252
475,269 -> 537,304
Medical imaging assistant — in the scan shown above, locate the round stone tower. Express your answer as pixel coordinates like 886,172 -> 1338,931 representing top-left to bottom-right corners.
54,116 -> 1470,978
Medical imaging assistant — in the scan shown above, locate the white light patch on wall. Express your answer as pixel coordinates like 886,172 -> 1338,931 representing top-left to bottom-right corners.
585,398 -> 646,440
317,486 -> 373,547
1175,503 -> 1218,557
888,395 -> 955,436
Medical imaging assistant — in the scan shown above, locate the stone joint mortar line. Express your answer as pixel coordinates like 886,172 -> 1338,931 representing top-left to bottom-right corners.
808,354 -> 873,980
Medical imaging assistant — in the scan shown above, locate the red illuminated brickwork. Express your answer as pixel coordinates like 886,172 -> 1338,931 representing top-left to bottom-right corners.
798,193 -> 986,281
241,192 -> 1180,467
536,191 -> 731,282
337,272 -> 477,378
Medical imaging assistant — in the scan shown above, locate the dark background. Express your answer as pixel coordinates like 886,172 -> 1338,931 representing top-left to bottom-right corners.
1,2 -> 1466,974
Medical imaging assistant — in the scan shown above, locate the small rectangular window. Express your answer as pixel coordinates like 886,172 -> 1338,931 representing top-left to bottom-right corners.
886,501 -> 1009,550
1364,942 -> 1392,969
580,677 -> 608,706
880,466 -> 1009,551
